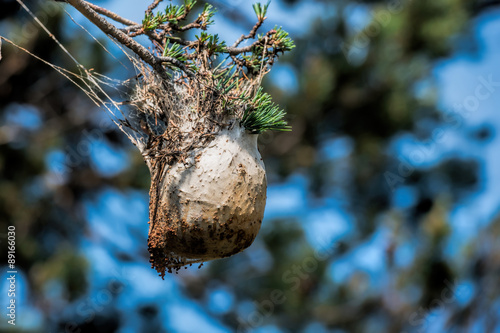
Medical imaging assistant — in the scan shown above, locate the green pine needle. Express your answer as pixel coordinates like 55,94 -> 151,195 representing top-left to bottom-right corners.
241,88 -> 291,134
253,1 -> 271,21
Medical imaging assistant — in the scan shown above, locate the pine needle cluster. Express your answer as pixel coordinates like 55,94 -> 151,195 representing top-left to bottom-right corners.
133,0 -> 294,135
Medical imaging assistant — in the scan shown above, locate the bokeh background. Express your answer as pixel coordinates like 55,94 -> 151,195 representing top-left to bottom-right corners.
1,0 -> 500,332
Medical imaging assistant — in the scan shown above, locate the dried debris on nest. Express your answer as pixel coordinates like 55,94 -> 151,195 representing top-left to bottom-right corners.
61,0 -> 295,276
128,60 -> 227,165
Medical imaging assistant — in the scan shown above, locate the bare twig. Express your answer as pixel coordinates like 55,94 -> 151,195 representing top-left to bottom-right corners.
146,0 -> 163,16
87,2 -> 137,26
121,25 -> 165,47
225,41 -> 260,55
231,19 -> 264,48
227,30 -> 276,55
164,36 -> 193,47
120,24 -> 143,33
178,22 -> 201,31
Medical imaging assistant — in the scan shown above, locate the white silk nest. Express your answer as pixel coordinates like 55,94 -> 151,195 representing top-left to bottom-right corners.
147,124 -> 267,275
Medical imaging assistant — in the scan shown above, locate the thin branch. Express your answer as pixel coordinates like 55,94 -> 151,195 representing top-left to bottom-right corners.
146,0 -> 163,16
164,36 -> 193,47
231,19 -> 264,48
65,0 -> 168,78
120,25 -> 165,46
157,56 -> 194,77
227,29 -> 277,55
230,55 -> 246,67
120,24 -> 142,33
87,2 -> 138,26
226,41 -> 260,55
178,22 -> 202,31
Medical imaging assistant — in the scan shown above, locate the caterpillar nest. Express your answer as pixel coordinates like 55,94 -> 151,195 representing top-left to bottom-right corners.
61,0 -> 294,277
129,65 -> 272,275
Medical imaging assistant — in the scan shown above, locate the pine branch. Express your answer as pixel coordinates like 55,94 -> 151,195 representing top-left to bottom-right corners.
61,0 -> 294,134
64,0 -> 168,78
